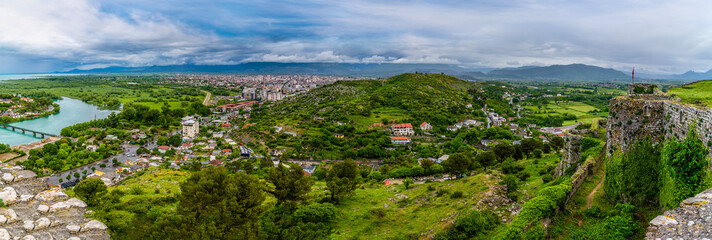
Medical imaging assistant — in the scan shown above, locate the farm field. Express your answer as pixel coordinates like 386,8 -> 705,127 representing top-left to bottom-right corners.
526,101 -> 607,126
347,107 -> 411,129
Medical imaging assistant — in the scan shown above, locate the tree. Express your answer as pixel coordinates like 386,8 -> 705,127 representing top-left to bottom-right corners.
266,164 -> 313,208
325,160 -> 360,204
178,167 -> 266,239
660,129 -> 709,209
73,172 -> 80,179
550,136 -> 565,151
74,178 -> 107,207
442,152 -> 473,176
493,143 -> 514,161
168,134 -> 182,147
521,138 -> 542,157
475,151 -> 496,170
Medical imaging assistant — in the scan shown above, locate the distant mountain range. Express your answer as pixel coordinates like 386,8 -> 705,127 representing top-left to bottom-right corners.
63,62 -> 709,82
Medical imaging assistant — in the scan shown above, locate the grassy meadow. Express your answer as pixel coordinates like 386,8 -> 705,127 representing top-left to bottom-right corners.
667,80 -> 712,107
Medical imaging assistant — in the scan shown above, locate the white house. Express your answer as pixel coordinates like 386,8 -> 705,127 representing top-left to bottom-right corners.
420,122 -> 433,131
391,136 -> 411,145
391,123 -> 414,136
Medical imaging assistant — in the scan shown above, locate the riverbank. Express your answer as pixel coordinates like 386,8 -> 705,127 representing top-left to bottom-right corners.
1,103 -> 60,124
0,98 -> 119,146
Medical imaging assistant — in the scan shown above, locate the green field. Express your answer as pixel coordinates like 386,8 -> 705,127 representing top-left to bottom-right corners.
668,80 -> 712,107
347,107 -> 411,128
526,101 -> 607,126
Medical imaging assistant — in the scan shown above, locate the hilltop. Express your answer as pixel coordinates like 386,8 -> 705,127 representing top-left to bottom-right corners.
251,73 -> 511,130
486,64 -> 629,81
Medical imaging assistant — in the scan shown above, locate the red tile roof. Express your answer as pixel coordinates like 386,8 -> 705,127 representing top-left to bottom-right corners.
420,122 -> 430,127
391,136 -> 410,141
392,123 -> 413,128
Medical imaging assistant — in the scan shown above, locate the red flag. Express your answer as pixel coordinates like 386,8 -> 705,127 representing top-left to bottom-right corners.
632,68 -> 635,80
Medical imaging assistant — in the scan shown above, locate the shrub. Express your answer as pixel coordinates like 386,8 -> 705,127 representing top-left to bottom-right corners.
436,189 -> 449,197
542,174 -> 553,183
518,172 -> 530,181
450,191 -> 464,199
502,175 -> 518,193
501,159 -> 524,174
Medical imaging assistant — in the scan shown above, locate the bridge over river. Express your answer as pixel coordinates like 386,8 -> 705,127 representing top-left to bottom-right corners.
0,124 -> 59,138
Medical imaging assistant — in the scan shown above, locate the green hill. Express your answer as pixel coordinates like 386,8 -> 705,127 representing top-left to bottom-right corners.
667,80 -> 712,107
252,73 -> 511,130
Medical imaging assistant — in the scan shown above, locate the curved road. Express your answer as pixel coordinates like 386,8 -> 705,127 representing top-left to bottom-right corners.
202,90 -> 211,106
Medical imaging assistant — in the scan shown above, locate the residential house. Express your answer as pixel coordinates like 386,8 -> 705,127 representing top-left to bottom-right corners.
420,122 -> 433,131
85,145 -> 98,152
239,145 -> 255,157
157,146 -> 171,153
390,136 -> 411,145
391,123 -> 414,136
447,125 -> 458,131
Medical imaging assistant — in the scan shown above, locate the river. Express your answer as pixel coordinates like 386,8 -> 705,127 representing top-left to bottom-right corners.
0,74 -> 119,146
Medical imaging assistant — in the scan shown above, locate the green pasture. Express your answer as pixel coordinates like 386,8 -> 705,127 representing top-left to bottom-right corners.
667,80 -> 712,107
526,101 -> 607,126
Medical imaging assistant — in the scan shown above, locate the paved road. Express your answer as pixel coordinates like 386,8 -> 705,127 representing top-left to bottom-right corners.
202,90 -> 211,106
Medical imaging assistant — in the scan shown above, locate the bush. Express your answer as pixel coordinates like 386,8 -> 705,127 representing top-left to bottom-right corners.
518,172 -> 530,181
502,175 -> 518,193
497,180 -> 572,239
435,210 -> 499,239
450,191 -> 464,199
436,189 -> 449,197
501,159 -> 524,174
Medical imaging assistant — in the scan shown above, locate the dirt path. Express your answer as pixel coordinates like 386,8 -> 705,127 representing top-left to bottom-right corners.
202,90 -> 211,106
586,174 -> 604,208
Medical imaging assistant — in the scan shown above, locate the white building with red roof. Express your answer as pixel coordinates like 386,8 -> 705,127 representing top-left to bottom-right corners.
390,136 -> 411,144
391,123 -> 414,136
420,122 -> 433,131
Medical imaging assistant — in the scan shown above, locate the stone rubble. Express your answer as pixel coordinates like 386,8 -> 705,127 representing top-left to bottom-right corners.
0,164 -> 110,240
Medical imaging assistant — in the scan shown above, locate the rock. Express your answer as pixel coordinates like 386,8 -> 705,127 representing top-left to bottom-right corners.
0,215 -> 6,225
35,188 -> 67,202
49,198 -> 87,212
35,218 -> 50,229
81,220 -> 108,232
0,209 -> 18,223
66,224 -> 81,233
650,216 -> 678,226
21,235 -> 35,240
0,229 -> 9,240
681,197 -> 707,207
13,171 -> 36,181
0,187 -> 18,204
67,237 -> 80,240
1,174 -> 13,183
36,205 -> 48,213
22,220 -> 34,231
19,195 -> 33,202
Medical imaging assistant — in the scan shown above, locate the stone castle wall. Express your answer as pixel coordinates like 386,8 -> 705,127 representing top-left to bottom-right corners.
554,134 -> 582,177
606,88 -> 712,156
608,84 -> 712,239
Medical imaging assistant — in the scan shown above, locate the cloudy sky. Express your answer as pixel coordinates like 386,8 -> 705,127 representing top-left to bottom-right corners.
1,0 -> 711,74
